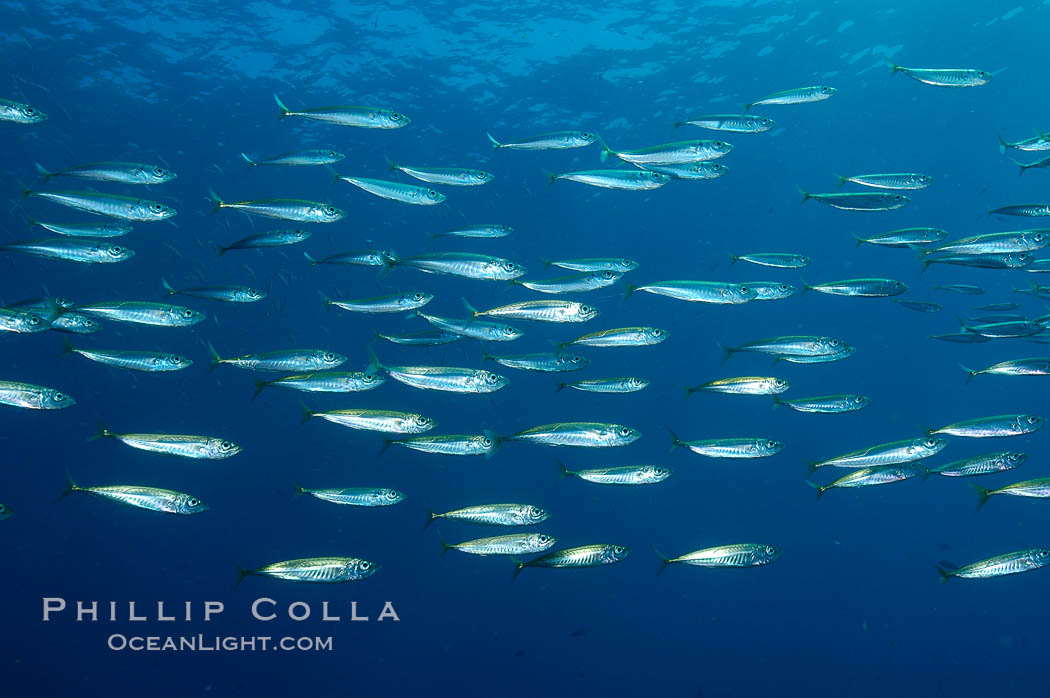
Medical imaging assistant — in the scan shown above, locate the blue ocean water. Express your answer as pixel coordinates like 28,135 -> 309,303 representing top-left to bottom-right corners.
4,1 -> 1050,696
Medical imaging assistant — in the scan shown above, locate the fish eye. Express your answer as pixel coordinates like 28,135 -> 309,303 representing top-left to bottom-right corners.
618,427 -> 631,437
324,352 -> 336,361
53,392 -> 65,401
413,293 -> 424,301
363,374 -> 376,383
571,356 -> 582,363
582,132 -> 596,140
153,168 -> 165,176
385,491 -> 399,500
427,189 -> 439,199
486,373 -> 499,383
324,206 -> 337,215
581,305 -> 592,313
1028,416 -> 1041,424
220,441 -> 233,449
651,329 -> 663,336
390,113 -> 403,121
327,151 -> 338,157
739,286 -> 751,294
620,259 -> 632,267
187,498 -> 200,507
182,309 -> 194,318
603,271 -> 616,279
27,315 -> 40,326
765,546 -> 776,556
539,535 -> 551,543
360,560 -> 372,570
924,439 -> 938,448
766,440 -> 778,449
613,546 -> 626,555
150,203 -> 164,212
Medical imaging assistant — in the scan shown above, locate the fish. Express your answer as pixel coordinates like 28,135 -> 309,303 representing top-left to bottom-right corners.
466,299 -> 599,323
894,300 -> 942,313
923,253 -> 1033,271
973,303 -> 1021,312
686,376 -> 789,397
218,229 -> 310,255
486,130 -> 598,150
559,462 -> 670,485
74,301 -> 205,327
929,414 -> 1045,438
432,224 -> 513,239
674,114 -> 775,133
746,86 -> 836,109
960,320 -> 1042,338
0,308 -> 53,334
35,161 -> 176,184
1024,259 -> 1050,273
384,252 -> 526,281
809,463 -> 927,499
990,204 -> 1050,217
26,219 -> 133,238
0,98 -> 46,123
659,544 -> 780,572
94,425 -> 241,459
382,433 -> 500,458
238,557 -> 377,585
557,377 -> 649,393
548,169 -> 670,191
801,191 -> 909,211
931,231 -> 1049,256
513,544 -> 630,577
729,253 -> 811,269
426,504 -> 549,528
802,278 -> 908,297
836,173 -> 933,190
442,533 -> 556,557
22,189 -> 176,221
296,485 -> 405,507
854,228 -> 947,247
929,332 -> 993,344
304,250 -> 393,267
369,355 -> 509,394
254,371 -> 385,398
773,394 -> 871,414
601,139 -> 733,165
324,291 -> 433,314
0,503 -> 10,521
389,161 -> 493,186
747,282 -> 798,301
209,346 -> 346,373
505,422 -> 641,448
376,330 -> 462,346
0,381 -> 74,410
974,479 -> 1050,509
274,94 -> 408,128
0,238 -> 133,264
1016,283 -> 1050,300
776,346 -> 855,364
669,432 -> 783,459
208,191 -> 344,223
63,343 -> 191,372
560,326 -> 668,348
638,162 -> 729,180
625,280 -> 757,304
483,350 -> 590,372
1017,158 -> 1050,175
240,149 -> 344,167
721,335 -> 849,361
936,550 -> 1050,583
936,284 -> 984,295
48,313 -> 100,335
162,280 -> 265,303
809,437 -> 946,471
545,258 -> 639,273
513,271 -> 622,294
928,452 -> 1026,478
961,359 -> 1050,380
302,406 -> 436,434
416,311 -> 522,342
889,63 -> 992,87
62,474 -> 207,516
334,174 -> 445,205
999,134 -> 1050,154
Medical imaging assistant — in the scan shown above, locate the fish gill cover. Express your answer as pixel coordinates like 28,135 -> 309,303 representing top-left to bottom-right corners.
1,1 -> 1049,696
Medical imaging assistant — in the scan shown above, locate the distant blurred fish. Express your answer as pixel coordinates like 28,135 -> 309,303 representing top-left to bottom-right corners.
990,204 -> 1050,217
432,224 -> 512,239
961,359 -> 1050,380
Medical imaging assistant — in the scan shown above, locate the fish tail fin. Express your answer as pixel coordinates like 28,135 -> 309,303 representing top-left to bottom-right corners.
799,188 -> 812,204
833,173 -> 847,189
543,169 -> 557,188
303,252 -> 318,266
1012,159 -> 1028,176
423,510 -> 438,530
998,134 -> 1009,154
800,278 -> 812,294
59,470 -> 81,501
960,364 -> 978,383
234,566 -> 252,588
378,438 -> 394,456
299,402 -> 315,425
728,255 -> 738,266
853,233 -> 866,247
934,565 -> 953,584
743,102 -> 753,112
386,157 -> 398,172
206,342 -> 222,372
250,379 -> 270,401
206,188 -> 223,213
366,346 -> 383,374
20,182 -> 32,199
60,338 -> 76,356
557,460 -> 572,479
273,93 -> 291,119
161,278 -> 176,296
667,427 -> 683,452
888,60 -> 902,74
485,132 -> 502,150
599,141 -> 612,163
318,290 -> 332,308
240,152 -> 257,167
804,479 -> 826,501
656,550 -> 672,576
542,259 -> 553,269
88,420 -> 111,442
511,558 -> 526,581
461,297 -> 479,317
683,385 -> 695,399
556,382 -> 567,393
439,540 -> 452,557
717,342 -> 737,364
34,162 -> 52,183
293,483 -> 307,496
623,284 -> 638,300
806,461 -> 820,475
972,484 -> 991,511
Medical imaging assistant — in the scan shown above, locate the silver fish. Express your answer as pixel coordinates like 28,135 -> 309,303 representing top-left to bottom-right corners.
163,280 -> 265,303
674,114 -> 775,133
0,503 -> 10,520
432,224 -> 513,239
210,346 -> 346,373
74,301 -> 205,327
937,550 -> 1050,583
626,280 -> 757,304
218,229 -> 310,255
929,452 -> 1026,478
801,190 -> 909,211
638,161 -> 729,180
0,98 -> 46,123
746,85 -> 835,109
687,376 -> 789,396
774,394 -> 871,414
837,172 -> 933,190
416,311 -> 522,342
962,359 -> 1050,380
296,485 -> 404,507
324,292 -> 432,314
660,544 -> 780,571
239,557 -> 377,585
930,414 -> 1045,438
1000,134 -> 1050,154
931,231 -> 1049,256
558,377 -> 648,393
730,253 -> 811,269
722,336 -> 848,361
810,463 -> 927,499
209,191 -> 344,223
275,94 -> 408,128
27,219 -> 133,238
376,330 -> 462,346
334,175 -> 445,205
64,344 -> 191,372
36,161 -> 176,185
241,149 -> 344,167
895,300 -> 942,313
545,258 -> 639,273
513,544 -> 630,577
0,308 -> 50,333
670,432 -> 783,459
23,189 -> 176,221
506,422 -> 641,448
426,503 -> 549,527
442,533 -> 556,557
63,474 -> 207,515
890,63 -> 991,87
0,381 -> 74,410
486,130 -> 598,150
809,437 -> 947,471
936,284 -> 984,295
371,357 -> 509,394
303,407 -> 435,434
974,479 -> 1050,509
990,204 -> 1050,217
514,271 -> 622,294
254,371 -> 384,398
389,161 -> 493,186
385,252 -> 526,281
560,326 -> 668,348
304,250 -> 393,266
467,299 -> 599,323
855,228 -> 947,247
748,281 -> 798,301
49,313 -> 100,334
601,139 -> 733,165
560,463 -> 670,485
803,278 -> 908,297
95,426 -> 241,460
0,238 -> 133,264
382,433 -> 499,458
549,169 -> 669,190
483,350 -> 589,372
923,252 -> 1034,271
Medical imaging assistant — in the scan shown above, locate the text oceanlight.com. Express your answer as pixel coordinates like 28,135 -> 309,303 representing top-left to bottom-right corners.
107,634 -> 334,652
